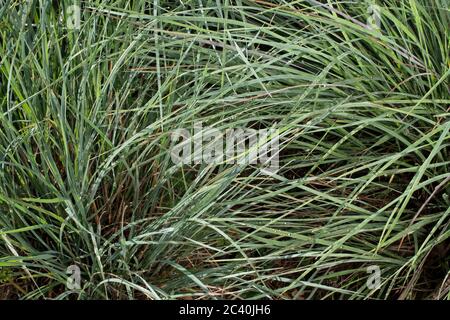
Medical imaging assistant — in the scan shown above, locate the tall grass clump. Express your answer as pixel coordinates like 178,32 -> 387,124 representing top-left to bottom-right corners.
0,0 -> 449,299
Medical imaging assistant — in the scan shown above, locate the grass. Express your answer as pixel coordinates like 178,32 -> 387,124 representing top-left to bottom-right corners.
0,0 -> 449,300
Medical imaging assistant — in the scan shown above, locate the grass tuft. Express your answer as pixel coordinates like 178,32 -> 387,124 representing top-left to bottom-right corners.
0,0 -> 449,299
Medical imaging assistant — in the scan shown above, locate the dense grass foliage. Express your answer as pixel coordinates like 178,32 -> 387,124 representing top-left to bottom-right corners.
0,0 -> 449,299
